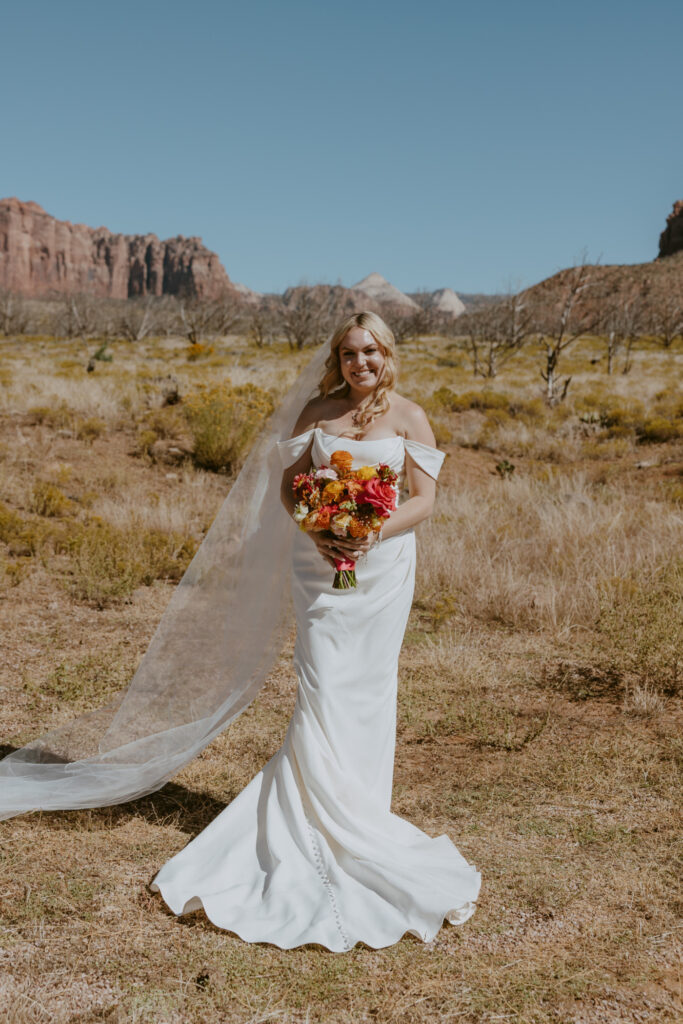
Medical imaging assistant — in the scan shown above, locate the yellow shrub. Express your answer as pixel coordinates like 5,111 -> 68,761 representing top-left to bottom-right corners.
75,417 -> 106,442
66,518 -> 198,608
30,481 -> 72,518
187,342 -> 215,362
637,416 -> 683,444
28,402 -> 74,430
184,382 -> 274,473
0,501 -> 49,555
430,387 -> 511,413
136,428 -> 158,457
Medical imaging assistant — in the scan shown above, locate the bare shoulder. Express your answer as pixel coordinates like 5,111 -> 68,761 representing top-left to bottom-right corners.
290,395 -> 335,437
390,393 -> 435,444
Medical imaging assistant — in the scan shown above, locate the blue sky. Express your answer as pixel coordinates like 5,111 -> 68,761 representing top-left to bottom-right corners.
2,0 -> 681,295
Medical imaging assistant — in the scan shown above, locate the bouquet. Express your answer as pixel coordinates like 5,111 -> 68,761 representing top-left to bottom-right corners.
292,449 -> 398,589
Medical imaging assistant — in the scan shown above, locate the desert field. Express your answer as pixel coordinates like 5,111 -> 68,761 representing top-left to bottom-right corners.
0,331 -> 681,1023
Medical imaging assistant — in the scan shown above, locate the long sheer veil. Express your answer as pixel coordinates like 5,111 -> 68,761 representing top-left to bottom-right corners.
0,343 -> 329,821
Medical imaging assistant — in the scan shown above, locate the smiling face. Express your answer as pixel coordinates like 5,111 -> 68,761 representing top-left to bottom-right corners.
338,326 -> 386,395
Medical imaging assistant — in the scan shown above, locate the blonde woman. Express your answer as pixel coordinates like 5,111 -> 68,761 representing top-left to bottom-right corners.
151,312 -> 481,950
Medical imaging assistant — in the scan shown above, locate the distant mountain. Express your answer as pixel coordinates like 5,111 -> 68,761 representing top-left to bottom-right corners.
427,287 -> 466,316
232,281 -> 262,304
352,272 -> 420,311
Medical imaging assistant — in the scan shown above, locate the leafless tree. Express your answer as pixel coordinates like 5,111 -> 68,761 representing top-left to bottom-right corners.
246,299 -> 279,348
114,296 -> 160,342
600,280 -> 650,374
646,276 -> 683,349
0,290 -> 31,336
57,293 -> 109,339
530,260 -> 603,403
279,286 -> 352,350
452,302 -> 510,377
462,293 -> 532,378
176,290 -> 244,344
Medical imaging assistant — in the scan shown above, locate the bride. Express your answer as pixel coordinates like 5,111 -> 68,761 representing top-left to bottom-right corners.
150,311 -> 481,951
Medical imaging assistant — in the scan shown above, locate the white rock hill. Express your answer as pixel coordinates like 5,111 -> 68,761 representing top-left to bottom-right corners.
429,287 -> 465,317
352,272 -> 419,310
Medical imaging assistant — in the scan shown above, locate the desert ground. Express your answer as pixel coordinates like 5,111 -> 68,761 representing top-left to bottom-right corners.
0,331 -> 681,1023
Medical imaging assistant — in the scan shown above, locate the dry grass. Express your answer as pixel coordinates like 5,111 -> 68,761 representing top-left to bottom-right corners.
0,333 -> 681,1023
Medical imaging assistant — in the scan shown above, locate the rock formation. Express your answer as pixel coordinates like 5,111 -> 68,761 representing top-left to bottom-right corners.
658,200 -> 683,258
427,287 -> 465,317
352,272 -> 420,311
0,198 -> 234,299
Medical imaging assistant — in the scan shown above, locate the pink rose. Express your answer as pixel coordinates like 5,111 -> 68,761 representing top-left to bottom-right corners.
361,479 -> 396,517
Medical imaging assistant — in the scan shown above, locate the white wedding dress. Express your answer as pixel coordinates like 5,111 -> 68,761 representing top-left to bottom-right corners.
151,428 -> 480,951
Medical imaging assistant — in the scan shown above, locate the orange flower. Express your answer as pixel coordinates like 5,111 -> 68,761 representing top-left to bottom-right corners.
322,479 -> 345,503
330,450 -> 353,477
349,519 -> 370,539
315,506 -> 332,530
303,511 -> 322,531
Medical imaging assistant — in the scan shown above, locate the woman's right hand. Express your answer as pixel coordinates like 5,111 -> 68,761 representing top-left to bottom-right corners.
308,531 -> 346,569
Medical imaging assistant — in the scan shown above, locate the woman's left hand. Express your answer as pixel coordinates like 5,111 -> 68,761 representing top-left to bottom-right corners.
333,531 -> 380,560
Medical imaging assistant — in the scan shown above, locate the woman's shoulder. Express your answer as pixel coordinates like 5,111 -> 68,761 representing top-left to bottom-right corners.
389,393 -> 434,440
291,395 -> 342,435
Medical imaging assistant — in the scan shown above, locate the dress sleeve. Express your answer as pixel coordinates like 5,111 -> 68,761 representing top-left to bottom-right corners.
403,438 -> 446,480
276,428 -> 316,469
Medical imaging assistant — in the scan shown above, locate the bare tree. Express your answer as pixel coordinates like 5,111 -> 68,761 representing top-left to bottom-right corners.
646,277 -> 683,350
176,290 -> 244,344
279,286 -> 352,350
114,296 -> 160,342
452,303 -> 506,377
0,290 -> 31,336
600,280 -> 650,375
466,293 -> 532,378
57,293 -> 109,339
384,302 -> 450,343
246,299 -> 279,348
530,260 -> 603,403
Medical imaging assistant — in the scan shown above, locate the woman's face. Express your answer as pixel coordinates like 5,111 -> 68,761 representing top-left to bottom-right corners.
338,327 -> 386,394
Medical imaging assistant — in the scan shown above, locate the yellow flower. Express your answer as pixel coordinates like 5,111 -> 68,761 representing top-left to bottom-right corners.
322,480 -> 345,503
355,465 -> 378,480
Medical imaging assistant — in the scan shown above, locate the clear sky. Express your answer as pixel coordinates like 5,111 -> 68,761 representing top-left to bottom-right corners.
2,0 -> 681,296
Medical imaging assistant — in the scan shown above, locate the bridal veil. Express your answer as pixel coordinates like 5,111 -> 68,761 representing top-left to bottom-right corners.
0,344 -> 330,821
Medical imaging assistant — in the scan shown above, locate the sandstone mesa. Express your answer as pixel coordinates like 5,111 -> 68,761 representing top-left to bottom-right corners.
0,198 -> 234,300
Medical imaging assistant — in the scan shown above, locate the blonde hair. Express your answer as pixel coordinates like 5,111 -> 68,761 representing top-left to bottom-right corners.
318,311 -> 398,437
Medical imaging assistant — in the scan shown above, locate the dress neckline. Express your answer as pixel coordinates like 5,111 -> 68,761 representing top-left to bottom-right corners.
315,427 -> 403,445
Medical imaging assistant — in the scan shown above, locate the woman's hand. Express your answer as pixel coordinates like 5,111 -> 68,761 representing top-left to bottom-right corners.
330,530 -> 380,561
308,531 -> 346,569
308,529 -> 379,567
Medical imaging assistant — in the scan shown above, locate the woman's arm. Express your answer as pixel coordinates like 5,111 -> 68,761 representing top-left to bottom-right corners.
279,402 -> 346,568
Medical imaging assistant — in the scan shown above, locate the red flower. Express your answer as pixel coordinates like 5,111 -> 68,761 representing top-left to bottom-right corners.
361,479 -> 396,517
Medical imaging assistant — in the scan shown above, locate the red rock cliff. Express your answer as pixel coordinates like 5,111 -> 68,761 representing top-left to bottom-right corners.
0,198 -> 233,299
658,200 -> 683,258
